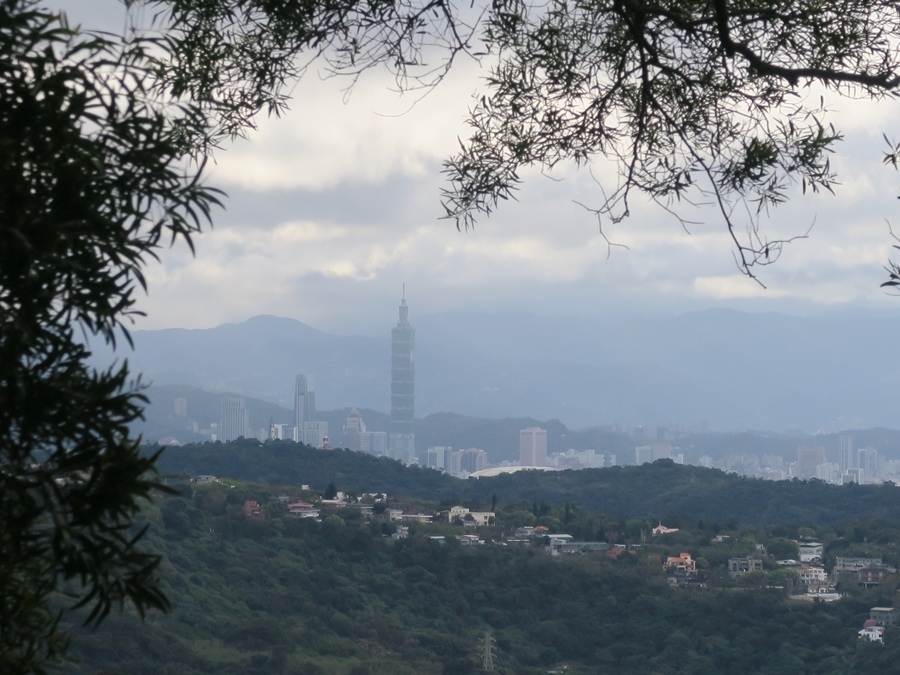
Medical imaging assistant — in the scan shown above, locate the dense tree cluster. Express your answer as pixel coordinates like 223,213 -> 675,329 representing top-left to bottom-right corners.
0,1 -> 218,669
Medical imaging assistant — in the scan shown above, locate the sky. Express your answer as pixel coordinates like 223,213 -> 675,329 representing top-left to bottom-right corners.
67,1 -> 900,337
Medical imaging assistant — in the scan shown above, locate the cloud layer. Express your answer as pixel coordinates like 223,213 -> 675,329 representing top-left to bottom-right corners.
60,1 -> 900,334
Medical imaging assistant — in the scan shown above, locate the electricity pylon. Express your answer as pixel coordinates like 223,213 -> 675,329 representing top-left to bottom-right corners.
479,631 -> 496,671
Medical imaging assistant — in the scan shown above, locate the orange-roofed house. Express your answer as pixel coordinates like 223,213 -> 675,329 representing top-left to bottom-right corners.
665,552 -> 697,573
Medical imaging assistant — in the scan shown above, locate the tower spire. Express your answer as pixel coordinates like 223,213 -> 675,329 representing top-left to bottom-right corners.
398,285 -> 408,323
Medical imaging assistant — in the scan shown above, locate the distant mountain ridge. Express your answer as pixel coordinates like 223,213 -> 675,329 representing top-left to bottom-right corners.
89,309 -> 900,432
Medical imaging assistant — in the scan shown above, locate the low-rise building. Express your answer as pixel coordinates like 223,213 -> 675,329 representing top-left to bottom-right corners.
858,567 -> 891,588
858,623 -> 885,643
870,607 -> 899,626
834,557 -> 884,572
798,542 -> 823,562
798,566 -> 827,586
652,522 -> 679,536
286,501 -> 319,519
728,557 -> 763,578
665,553 -> 697,574
547,538 -> 609,556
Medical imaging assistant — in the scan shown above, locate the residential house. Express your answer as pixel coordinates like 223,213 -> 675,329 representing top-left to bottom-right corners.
286,501 -> 320,519
798,542 -> 823,562
797,566 -> 827,586
652,522 -> 679,536
665,553 -> 697,574
728,557 -> 763,578
858,623 -> 885,643
870,607 -> 899,626
445,505 -> 495,527
858,567 -> 892,588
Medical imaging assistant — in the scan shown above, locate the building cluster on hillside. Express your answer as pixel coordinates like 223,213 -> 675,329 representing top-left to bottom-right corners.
198,473 -> 898,647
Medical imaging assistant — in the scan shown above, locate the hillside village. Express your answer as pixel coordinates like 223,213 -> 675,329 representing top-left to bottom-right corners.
195,474 -> 900,648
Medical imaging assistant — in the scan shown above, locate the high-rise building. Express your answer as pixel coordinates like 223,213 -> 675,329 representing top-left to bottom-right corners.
343,408 -> 366,452
457,448 -> 489,474
634,445 -> 655,465
220,397 -> 249,442
519,427 -> 548,467
294,374 -> 315,431
270,423 -> 291,440
858,447 -> 878,482
359,431 -> 388,456
426,446 -> 449,472
293,374 -> 325,446
839,435 -> 855,472
797,445 -> 826,479
304,420 -> 329,449
390,287 -> 415,463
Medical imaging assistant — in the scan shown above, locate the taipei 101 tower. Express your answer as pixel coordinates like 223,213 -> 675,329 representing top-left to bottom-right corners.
389,286 -> 415,463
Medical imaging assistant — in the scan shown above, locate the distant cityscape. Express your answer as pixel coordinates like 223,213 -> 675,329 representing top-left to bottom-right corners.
184,294 -> 900,486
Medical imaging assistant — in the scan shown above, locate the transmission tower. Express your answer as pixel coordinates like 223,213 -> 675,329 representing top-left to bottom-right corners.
479,631 -> 497,671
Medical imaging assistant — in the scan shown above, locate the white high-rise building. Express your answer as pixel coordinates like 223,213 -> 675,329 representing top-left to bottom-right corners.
220,397 -> 249,442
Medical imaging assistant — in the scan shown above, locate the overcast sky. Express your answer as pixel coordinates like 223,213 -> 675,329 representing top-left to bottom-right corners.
69,1 -> 900,336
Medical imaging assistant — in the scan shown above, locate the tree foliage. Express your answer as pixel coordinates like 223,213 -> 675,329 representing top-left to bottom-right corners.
0,0 -> 219,670
151,0 -> 900,281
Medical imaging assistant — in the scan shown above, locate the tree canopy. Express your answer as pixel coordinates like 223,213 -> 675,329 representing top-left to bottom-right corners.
154,0 -> 900,281
1,0 -> 218,669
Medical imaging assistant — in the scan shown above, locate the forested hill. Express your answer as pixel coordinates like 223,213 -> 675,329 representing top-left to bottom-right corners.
151,441 -> 900,525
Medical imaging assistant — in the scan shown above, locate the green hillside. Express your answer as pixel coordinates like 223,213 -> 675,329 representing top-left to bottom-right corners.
63,473 -> 900,674
151,441 -> 900,526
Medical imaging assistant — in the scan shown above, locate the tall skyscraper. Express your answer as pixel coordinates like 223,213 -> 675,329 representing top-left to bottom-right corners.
519,427 -> 548,467
220,397 -> 249,442
293,374 -> 326,446
839,435 -> 855,472
294,374 -> 314,431
390,287 -> 415,463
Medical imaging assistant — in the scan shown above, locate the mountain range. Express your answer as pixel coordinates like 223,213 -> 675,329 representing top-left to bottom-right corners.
87,309 -> 900,433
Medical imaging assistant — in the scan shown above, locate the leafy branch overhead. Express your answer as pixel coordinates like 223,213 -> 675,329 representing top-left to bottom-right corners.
1,1 -> 219,670
156,0 -> 900,281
